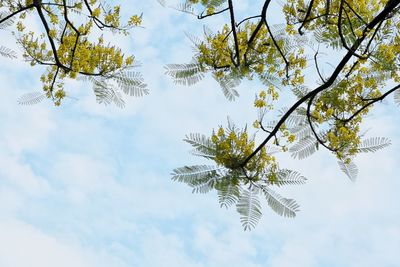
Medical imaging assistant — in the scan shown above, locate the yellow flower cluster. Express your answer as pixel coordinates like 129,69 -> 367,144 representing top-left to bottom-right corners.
211,126 -> 277,180
11,0 -> 142,105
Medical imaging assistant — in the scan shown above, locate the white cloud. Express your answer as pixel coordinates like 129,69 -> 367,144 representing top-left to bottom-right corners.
0,1 -> 399,267
0,220 -> 131,267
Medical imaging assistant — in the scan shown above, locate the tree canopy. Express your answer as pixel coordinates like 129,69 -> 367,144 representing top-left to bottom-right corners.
0,0 -> 147,106
1,0 -> 400,230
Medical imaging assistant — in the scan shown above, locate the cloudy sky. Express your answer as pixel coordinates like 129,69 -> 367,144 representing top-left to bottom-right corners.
0,1 -> 399,266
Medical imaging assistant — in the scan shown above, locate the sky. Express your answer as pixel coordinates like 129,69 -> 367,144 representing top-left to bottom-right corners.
0,1 -> 399,267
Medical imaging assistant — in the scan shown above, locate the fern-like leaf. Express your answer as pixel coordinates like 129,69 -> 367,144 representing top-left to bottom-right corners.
112,91 -> 125,108
338,160 -> 358,182
314,24 -> 359,50
93,79 -> 125,108
0,11 -> 15,29
395,90 -> 400,105
93,80 -> 114,105
184,133 -> 216,159
289,136 -> 318,159
357,137 -> 391,153
213,73 -> 240,101
174,3 -> 196,15
0,45 -> 17,58
17,92 -> 46,105
261,186 -> 299,218
113,71 -> 149,97
165,63 -> 205,86
215,179 -> 240,208
236,188 -> 262,231
191,174 -> 220,194
269,169 -> 307,186
171,165 -> 221,185
292,85 -> 310,99
289,123 -> 312,140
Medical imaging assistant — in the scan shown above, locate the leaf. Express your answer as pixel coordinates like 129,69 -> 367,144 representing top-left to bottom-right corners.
314,24 -> 359,50
112,91 -> 125,108
269,169 -> 307,186
289,136 -> 318,159
171,165 -> 221,185
357,137 -> 391,153
259,72 -> 281,88
174,3 -> 196,15
165,63 -> 205,86
213,73 -> 240,101
93,79 -> 125,108
278,107 -> 308,127
215,178 -> 240,208
236,187 -> 262,231
93,79 -> 114,105
0,11 -> 15,29
292,85 -> 310,99
113,71 -> 149,97
395,90 -> 400,105
289,123 -> 312,140
184,133 -> 216,159
0,45 -> 17,59
191,174 -> 220,194
261,186 -> 299,218
338,160 -> 358,182
17,92 -> 46,105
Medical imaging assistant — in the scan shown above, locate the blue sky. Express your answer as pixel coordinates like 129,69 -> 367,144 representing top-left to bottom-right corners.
0,1 -> 399,266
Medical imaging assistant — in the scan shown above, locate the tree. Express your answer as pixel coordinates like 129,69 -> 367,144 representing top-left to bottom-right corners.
1,0 -> 400,231
168,0 -> 400,230
0,0 -> 148,106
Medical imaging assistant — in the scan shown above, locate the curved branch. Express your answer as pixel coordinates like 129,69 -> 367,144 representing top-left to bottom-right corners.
0,4 -> 35,24
343,84 -> 400,123
197,7 -> 229,19
240,0 -> 400,167
298,0 -> 314,35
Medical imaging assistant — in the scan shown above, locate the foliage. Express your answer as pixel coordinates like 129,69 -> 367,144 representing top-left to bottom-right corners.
170,0 -> 400,229
172,121 -> 305,230
0,0 -> 147,106
2,0 -> 400,230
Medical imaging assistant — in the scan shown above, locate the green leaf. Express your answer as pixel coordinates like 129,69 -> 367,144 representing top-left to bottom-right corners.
92,79 -> 125,108
236,187 -> 262,231
291,85 -> 310,99
279,107 -> 307,127
184,133 -> 216,159
0,45 -> 16,59
357,137 -> 391,153
191,174 -> 220,194
261,186 -> 299,218
269,169 -> 307,186
395,90 -> 400,105
215,178 -> 240,208
289,136 -> 318,159
213,73 -> 240,101
0,11 -> 15,29
17,92 -> 46,105
338,160 -> 358,182
113,71 -> 149,97
171,165 -> 221,185
289,123 -> 312,140
165,63 -> 205,86
174,3 -> 196,15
